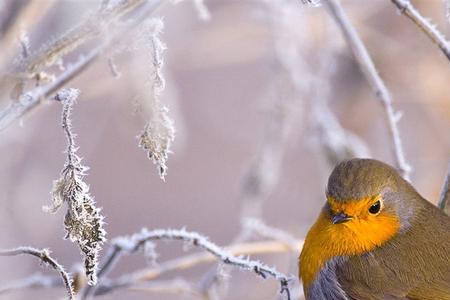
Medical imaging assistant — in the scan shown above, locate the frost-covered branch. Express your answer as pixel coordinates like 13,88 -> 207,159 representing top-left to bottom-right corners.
43,89 -> 106,286
324,0 -> 411,180
83,229 -> 293,299
16,0 -> 150,75
0,0 -> 164,132
438,163 -> 450,214
0,247 -> 74,300
391,0 -> 450,62
0,46 -> 99,131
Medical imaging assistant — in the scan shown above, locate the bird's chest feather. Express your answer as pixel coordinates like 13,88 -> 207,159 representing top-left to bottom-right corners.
299,209 -> 399,296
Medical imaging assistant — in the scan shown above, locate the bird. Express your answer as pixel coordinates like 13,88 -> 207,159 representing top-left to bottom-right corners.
299,158 -> 450,300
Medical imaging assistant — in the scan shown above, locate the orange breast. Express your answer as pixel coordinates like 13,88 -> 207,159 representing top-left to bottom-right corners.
299,205 -> 400,289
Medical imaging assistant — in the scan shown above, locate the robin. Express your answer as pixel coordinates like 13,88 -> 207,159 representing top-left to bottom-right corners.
299,158 -> 450,300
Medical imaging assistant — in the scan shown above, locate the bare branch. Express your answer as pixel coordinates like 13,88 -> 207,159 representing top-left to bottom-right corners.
15,0 -> 147,75
438,163 -> 450,214
0,247 -> 74,300
0,0 -> 164,132
83,229 -> 294,299
324,0 -> 411,180
391,0 -> 450,62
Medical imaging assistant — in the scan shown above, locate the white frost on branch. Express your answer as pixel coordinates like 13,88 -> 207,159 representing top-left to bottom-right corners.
138,18 -> 175,181
0,247 -> 75,300
90,228 -> 293,299
43,88 -> 106,286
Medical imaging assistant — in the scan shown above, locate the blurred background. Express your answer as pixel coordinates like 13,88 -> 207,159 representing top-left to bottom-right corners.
0,0 -> 449,299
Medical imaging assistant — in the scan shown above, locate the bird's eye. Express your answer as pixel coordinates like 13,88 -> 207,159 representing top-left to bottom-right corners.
369,200 -> 381,214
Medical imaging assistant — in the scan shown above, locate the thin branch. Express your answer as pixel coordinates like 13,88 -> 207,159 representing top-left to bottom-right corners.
391,0 -> 450,61
0,247 -> 74,300
438,163 -> 450,214
0,45 -> 99,131
0,0 -> 164,132
83,229 -> 295,300
324,0 -> 411,180
15,0 -> 146,75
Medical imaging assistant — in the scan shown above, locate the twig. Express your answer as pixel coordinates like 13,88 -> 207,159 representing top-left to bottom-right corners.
0,45 -> 99,131
391,0 -> 450,61
438,163 -> 450,214
324,0 -> 411,180
83,229 -> 295,300
0,246 -> 74,300
0,240 -> 302,297
16,0 -> 146,75
0,0 -> 164,132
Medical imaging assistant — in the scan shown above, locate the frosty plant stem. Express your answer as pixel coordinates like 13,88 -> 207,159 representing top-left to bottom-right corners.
43,89 -> 106,286
0,246 -> 75,300
83,228 -> 292,300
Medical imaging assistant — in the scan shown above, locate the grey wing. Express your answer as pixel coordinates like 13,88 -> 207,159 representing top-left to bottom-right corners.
307,257 -> 350,300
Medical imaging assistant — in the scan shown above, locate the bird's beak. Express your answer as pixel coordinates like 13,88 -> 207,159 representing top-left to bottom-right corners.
332,212 -> 352,224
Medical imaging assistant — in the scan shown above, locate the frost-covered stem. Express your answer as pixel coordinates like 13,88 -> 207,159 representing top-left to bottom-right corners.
19,0 -> 147,75
56,89 -> 79,166
0,0 -> 164,132
324,0 -> 411,181
0,247 -> 74,300
438,163 -> 450,214
85,229 -> 293,300
391,0 -> 450,62
0,45 -> 99,132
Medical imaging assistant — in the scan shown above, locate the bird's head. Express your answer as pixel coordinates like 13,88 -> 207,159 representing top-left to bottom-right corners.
325,158 -> 416,237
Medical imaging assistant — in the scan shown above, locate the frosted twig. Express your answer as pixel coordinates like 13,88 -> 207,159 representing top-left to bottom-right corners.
324,0 -> 411,180
0,46 -> 99,131
83,229 -> 293,300
44,89 -> 107,286
0,247 -> 74,300
438,163 -> 450,214
0,0 -> 164,132
391,0 -> 450,62
16,0 -> 147,75
9,240 -> 300,297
